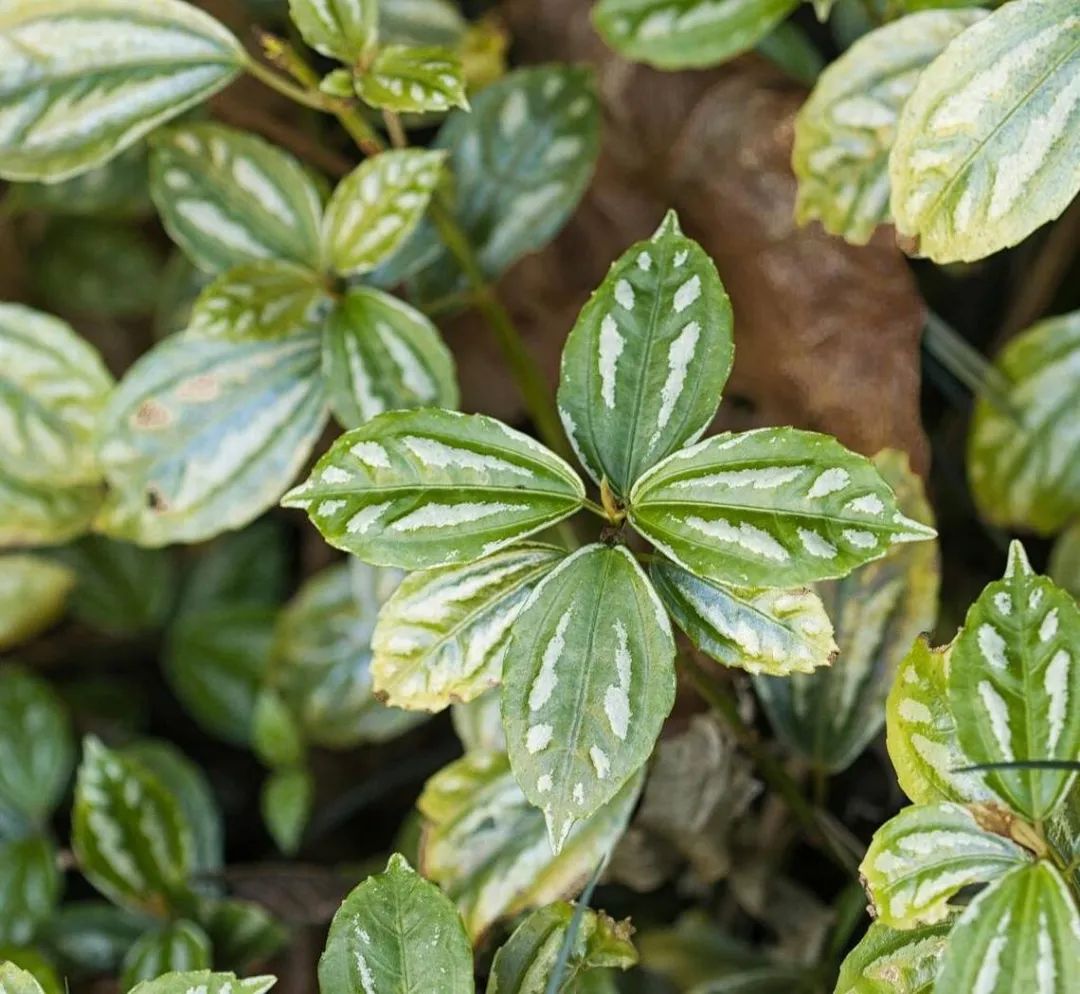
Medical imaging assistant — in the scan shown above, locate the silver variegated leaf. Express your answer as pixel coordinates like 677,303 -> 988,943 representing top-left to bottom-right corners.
322,149 -> 445,276
0,472 -> 102,548
968,310 -> 1080,535
289,0 -> 377,62
592,0 -> 801,70
502,543 -> 676,850
558,210 -> 733,497
0,0 -> 245,182
932,862 -> 1080,994
861,802 -> 1030,928
149,124 -> 324,273
318,853 -> 473,994
947,542 -> 1080,820
833,922 -> 949,994
121,920 -> 212,991
0,836 -> 61,945
0,554 -> 75,652
372,544 -> 565,711
0,965 -> 47,994
321,286 -> 458,429
792,10 -> 986,245
452,690 -> 506,755
419,751 -> 643,938
282,409 -> 585,569
889,0 -> 1080,263
628,428 -> 935,588
380,0 -> 466,46
356,45 -> 468,114
97,331 -> 327,546
651,558 -> 836,676
129,972 -> 276,994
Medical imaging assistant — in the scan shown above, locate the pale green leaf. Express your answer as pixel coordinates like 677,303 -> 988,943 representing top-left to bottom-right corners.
833,922 -> 949,994
968,310 -> 1080,535
792,10 -> 985,244
356,45 -> 468,114
120,920 -> 212,991
451,690 -> 506,755
260,767 -> 313,855
372,544 -> 565,712
502,543 -> 676,850
381,0 -> 466,46
0,837 -> 61,945
947,542 -> 1080,820
0,0 -> 245,182
318,853 -> 473,994
322,149 -> 444,276
252,688 -> 305,769
96,330 -> 327,547
1049,520 -> 1080,600
321,287 -> 458,429
150,124 -> 324,273
289,0 -> 378,62
628,428 -> 935,588
282,409 -> 585,569
419,752 -> 643,938
0,473 -> 101,548
129,971 -> 276,994
557,210 -> 733,497
592,0 -> 801,70
861,802 -> 1030,927
932,862 -> 1080,994
0,555 -> 75,651
0,964 -> 46,994
889,0 -> 1080,263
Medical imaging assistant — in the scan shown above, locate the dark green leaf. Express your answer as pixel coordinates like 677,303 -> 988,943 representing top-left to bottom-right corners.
0,837 -> 61,945
121,920 -> 212,990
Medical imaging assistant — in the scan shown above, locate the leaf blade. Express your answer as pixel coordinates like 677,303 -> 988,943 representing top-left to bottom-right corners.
289,0 -> 378,62
356,45 -> 469,114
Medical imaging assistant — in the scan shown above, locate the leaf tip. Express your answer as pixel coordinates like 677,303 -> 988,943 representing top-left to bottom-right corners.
1004,540 -> 1034,578
652,209 -> 682,239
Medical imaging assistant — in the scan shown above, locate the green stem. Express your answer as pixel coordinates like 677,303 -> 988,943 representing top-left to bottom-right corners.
581,498 -> 608,519
821,880 -> 871,980
923,312 -> 1018,418
244,56 -> 333,112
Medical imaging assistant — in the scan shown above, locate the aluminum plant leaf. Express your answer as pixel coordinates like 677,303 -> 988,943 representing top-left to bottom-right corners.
558,211 -> 733,497
947,542 -> 1080,820
592,0 -> 801,71
373,544 -> 565,711
419,751 -> 643,939
289,0 -> 378,62
322,149 -> 445,277
282,409 -> 585,569
502,543 -> 676,851
121,920 -> 212,991
356,45 -> 468,114
150,124 -> 324,274
968,310 -> 1080,535
97,330 -> 327,547
628,428 -> 935,588
0,965 -> 47,994
318,853 -> 473,994
72,737 -> 193,915
321,286 -> 458,429
0,836 -> 61,945
833,922 -> 949,994
0,473 -> 102,548
792,10 -> 985,245
380,0 -> 466,46
932,862 -> 1080,994
452,691 -> 506,755
0,555 -> 75,652
0,0 -> 245,183
129,972 -> 276,994
861,802 -> 1030,928
889,0 -> 1080,263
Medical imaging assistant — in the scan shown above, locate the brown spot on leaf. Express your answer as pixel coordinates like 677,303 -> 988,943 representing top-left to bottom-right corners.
175,373 -> 221,403
132,399 -> 172,430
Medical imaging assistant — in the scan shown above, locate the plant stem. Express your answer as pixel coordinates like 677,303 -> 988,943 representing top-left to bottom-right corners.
922,311 -> 1018,418
244,55 -> 333,112
383,110 -> 408,150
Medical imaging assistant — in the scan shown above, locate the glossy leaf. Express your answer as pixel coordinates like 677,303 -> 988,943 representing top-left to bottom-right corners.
41,902 -> 148,976
968,311 -> 1080,535
628,428 -> 935,587
318,853 -> 473,994
558,211 -> 734,496
0,555 -> 74,651
947,542 -> 1080,819
502,544 -> 676,850
372,544 -> 565,711
97,331 -> 327,546
129,972 -> 276,994
121,920 -> 212,991
261,767 -> 313,855
0,836 -> 61,945
150,124 -> 324,273
289,0 -> 378,62
833,922 -> 949,994
793,10 -> 985,244
380,0 -> 466,46
0,0 -> 244,182
283,409 -> 584,569
889,0 -> 1080,263
356,45 -> 468,114
321,287 -> 458,429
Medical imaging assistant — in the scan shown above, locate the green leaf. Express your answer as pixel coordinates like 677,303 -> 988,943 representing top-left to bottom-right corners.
932,862 -> 1080,994
150,124 -> 324,273
502,543 -> 676,850
321,287 -> 458,429
861,802 -> 1030,928
252,688 -> 305,769
97,330 -> 327,547
652,559 -> 836,676
196,898 -> 287,973
289,0 -> 378,62
419,752 -> 642,939
283,409 -> 585,569
128,971 -> 276,994
592,0 -> 801,70
833,922 -> 949,994
968,310 -> 1080,535
792,10 -> 986,245
1049,520 -> 1080,600
889,0 -> 1080,263
487,902 -> 637,994
0,0 -> 245,182
260,767 -> 313,855
356,45 -> 468,114
0,964 -> 47,994
121,920 -> 212,991
72,737 -> 193,915
0,555 -> 75,651
42,901 -> 149,976
947,542 -> 1080,820
372,544 -> 565,711
380,0 -> 466,47
452,691 -> 506,755
318,853 -> 473,994
0,473 -> 101,548
0,837 -> 61,945
557,211 -> 733,497
322,149 -> 445,276
628,428 -> 935,588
